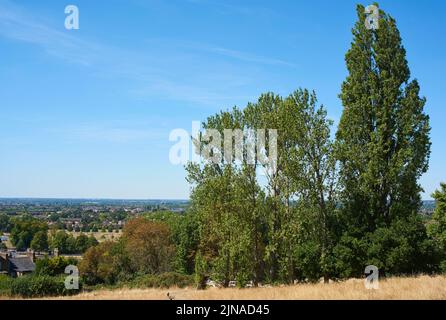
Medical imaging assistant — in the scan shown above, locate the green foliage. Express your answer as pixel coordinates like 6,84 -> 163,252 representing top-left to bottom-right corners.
144,211 -> 199,274
332,215 -> 440,278
30,231 -> 49,251
0,213 -> 11,232
328,3 -> 434,279
194,250 -> 209,289
293,241 -> 323,282
428,183 -> 446,271
0,275 -> 13,296
336,5 -> 431,232
127,272 -> 194,289
366,215 -> 439,275
186,87 -> 339,285
49,231 -> 97,254
50,231 -> 75,253
35,256 -> 78,276
9,275 -> 78,298
10,216 -> 48,250
332,234 -> 368,278
74,233 -> 98,253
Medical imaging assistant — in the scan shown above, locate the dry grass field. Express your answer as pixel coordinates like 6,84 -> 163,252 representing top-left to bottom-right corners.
32,275 -> 446,300
67,231 -> 122,242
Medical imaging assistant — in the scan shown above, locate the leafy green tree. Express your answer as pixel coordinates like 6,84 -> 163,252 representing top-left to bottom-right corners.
30,231 -> 49,251
242,93 -> 291,283
146,211 -> 199,275
0,214 -> 11,232
49,231 -> 77,254
335,4 -> 431,275
366,215 -> 438,275
428,183 -> 446,271
75,234 -> 90,253
281,90 -> 338,283
35,256 -> 77,276
87,235 -> 99,248
187,106 -> 268,286
10,216 -> 48,250
187,89 -> 340,285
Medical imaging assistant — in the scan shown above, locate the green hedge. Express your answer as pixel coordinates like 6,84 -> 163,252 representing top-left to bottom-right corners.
0,275 -> 13,296
127,272 -> 194,289
0,275 -> 82,298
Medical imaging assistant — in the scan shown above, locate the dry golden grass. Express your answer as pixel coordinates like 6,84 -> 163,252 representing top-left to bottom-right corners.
25,275 -> 446,300
67,231 -> 122,242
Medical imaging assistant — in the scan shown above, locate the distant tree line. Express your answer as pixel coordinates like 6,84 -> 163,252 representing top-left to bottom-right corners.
3,215 -> 98,254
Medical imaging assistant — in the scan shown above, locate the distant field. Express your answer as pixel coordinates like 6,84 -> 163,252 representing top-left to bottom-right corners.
67,231 -> 122,242
37,276 -> 446,300
0,231 -> 122,250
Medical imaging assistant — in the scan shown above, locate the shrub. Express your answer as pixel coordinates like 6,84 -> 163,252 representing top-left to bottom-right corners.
0,274 -> 13,296
79,241 -> 117,285
123,218 -> 175,274
35,256 -> 78,276
366,215 -> 439,275
10,275 -> 66,298
293,241 -> 323,282
129,272 -> 194,289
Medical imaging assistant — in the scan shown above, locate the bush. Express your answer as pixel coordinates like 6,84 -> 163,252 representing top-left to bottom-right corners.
128,272 -> 194,289
0,275 -> 13,296
35,256 -> 78,276
366,215 -> 439,275
332,215 -> 440,278
123,218 -> 175,275
10,275 -> 68,298
332,234 -> 368,278
79,241 -> 117,285
293,241 -> 323,282
1,273 -> 83,298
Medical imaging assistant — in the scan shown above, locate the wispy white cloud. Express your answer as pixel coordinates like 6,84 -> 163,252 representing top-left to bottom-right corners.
143,38 -> 297,68
49,123 -> 165,144
131,79 -> 254,106
0,0 -> 294,107
203,46 -> 296,67
185,0 -> 275,18
0,1 -> 97,66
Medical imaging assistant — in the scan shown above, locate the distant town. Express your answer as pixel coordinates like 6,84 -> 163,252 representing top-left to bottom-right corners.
0,198 -> 189,234
0,198 -> 435,235
0,198 -> 190,279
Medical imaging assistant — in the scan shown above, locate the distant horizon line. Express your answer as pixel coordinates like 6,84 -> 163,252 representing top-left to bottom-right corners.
0,196 -> 435,202
0,196 -> 190,201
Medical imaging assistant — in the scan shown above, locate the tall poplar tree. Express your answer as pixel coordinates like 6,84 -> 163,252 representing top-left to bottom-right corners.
336,4 -> 431,234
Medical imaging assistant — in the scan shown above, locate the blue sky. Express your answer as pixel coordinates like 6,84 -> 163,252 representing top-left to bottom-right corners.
0,0 -> 444,199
